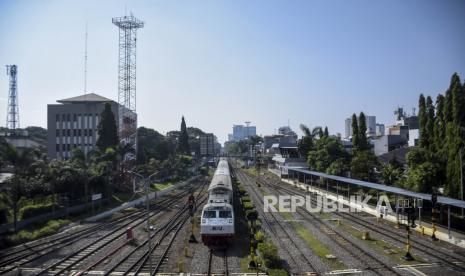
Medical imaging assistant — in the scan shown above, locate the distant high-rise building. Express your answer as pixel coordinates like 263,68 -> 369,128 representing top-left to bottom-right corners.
375,123 -> 385,136
366,116 -> 376,136
228,124 -> 256,141
344,115 -> 377,138
345,118 -> 352,138
47,93 -> 136,159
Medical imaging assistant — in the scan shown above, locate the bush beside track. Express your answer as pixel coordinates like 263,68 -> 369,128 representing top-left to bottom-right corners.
234,171 -> 287,276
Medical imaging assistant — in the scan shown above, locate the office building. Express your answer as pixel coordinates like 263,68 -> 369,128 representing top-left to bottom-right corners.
228,124 -> 256,141
47,93 -> 136,159
200,133 -> 215,156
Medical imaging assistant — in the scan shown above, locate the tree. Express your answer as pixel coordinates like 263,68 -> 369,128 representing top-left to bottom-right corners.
418,94 -> 427,148
350,150 -> 378,182
358,112 -> 369,150
434,94 -> 446,154
323,126 -> 329,137
298,124 -> 321,159
96,103 -> 118,151
425,96 -> 435,151
379,157 -> 404,186
451,73 -> 465,126
351,113 -> 359,150
307,136 -> 349,174
178,116 -> 191,155
403,147 -> 441,193
1,145 -> 39,232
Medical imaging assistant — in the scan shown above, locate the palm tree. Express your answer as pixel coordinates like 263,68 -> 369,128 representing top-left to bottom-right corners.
298,124 -> 322,159
1,145 -> 39,232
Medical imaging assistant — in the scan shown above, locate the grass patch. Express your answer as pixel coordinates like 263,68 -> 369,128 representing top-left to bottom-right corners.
5,219 -> 71,245
335,221 -> 426,265
279,211 -> 346,270
151,181 -> 173,191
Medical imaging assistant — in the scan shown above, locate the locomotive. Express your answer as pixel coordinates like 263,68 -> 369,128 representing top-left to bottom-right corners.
200,159 -> 235,246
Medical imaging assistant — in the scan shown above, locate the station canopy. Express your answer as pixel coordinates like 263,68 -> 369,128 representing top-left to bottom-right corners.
288,168 -> 465,209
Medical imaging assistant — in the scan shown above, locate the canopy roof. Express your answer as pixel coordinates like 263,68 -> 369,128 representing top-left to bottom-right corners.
289,168 -> 465,209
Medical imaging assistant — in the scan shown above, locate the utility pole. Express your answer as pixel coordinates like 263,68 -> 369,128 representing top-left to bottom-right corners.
460,147 -> 464,218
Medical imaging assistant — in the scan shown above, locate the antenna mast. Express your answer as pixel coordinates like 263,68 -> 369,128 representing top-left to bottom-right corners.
112,13 -> 144,160
6,65 -> 19,131
84,22 -> 88,94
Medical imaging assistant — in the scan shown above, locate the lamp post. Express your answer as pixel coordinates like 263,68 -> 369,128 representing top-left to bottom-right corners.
129,170 -> 163,275
460,147 -> 464,218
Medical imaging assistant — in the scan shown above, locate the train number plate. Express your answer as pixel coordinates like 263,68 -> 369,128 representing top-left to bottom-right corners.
211,226 -> 223,231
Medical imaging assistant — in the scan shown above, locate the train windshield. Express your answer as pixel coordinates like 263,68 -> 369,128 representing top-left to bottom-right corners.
219,211 -> 232,218
203,211 -> 217,218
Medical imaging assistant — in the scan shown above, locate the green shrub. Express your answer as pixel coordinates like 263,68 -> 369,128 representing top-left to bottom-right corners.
6,219 -> 70,245
238,186 -> 247,196
258,242 -> 281,268
241,196 -> 251,202
243,202 -> 254,210
255,230 -> 265,243
19,203 -> 58,220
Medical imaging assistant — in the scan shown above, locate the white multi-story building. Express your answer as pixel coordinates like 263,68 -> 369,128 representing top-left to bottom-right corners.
344,115 -> 377,138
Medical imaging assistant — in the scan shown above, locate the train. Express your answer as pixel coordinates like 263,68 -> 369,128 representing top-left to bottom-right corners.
200,158 -> 235,247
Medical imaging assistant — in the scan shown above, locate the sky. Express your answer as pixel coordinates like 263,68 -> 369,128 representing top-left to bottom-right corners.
0,0 -> 464,143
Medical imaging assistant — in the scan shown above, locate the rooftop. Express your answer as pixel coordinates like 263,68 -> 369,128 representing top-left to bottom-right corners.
57,93 -> 114,104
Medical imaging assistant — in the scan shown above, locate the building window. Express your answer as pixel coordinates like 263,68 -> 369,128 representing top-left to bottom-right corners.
67,114 -> 70,122
67,144 -> 71,151
56,129 -> 59,137
62,114 -> 66,121
62,129 -> 66,136
84,129 -> 88,136
56,144 -> 60,152
67,129 -> 71,136
73,129 -> 77,136
78,129 -> 82,136
62,144 -> 66,151
73,114 -> 77,122
88,129 -> 93,136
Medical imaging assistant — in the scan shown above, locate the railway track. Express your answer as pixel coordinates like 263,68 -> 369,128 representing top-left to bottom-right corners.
0,179 -> 204,276
111,189 -> 208,275
207,249 -> 229,276
235,170 -> 318,275
253,174 -> 401,275
0,210 -> 143,268
257,172 -> 465,274
263,174 -> 465,270
0,182 -> 200,272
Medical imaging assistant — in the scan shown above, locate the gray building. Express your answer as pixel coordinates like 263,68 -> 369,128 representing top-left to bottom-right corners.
47,93 -> 134,159
373,135 -> 407,156
228,124 -> 256,141
200,133 -> 215,156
